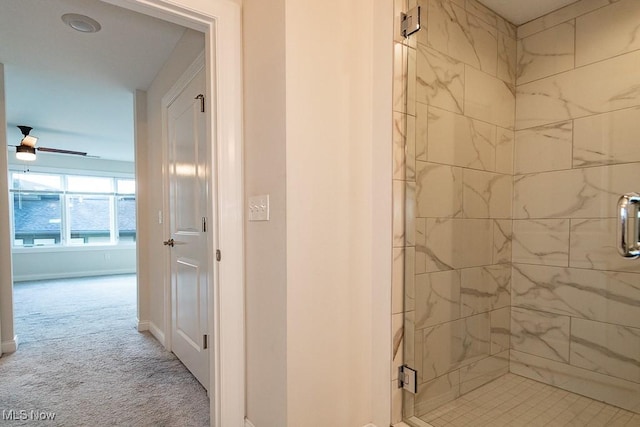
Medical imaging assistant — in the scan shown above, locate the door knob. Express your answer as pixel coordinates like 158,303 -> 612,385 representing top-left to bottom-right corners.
163,238 -> 175,247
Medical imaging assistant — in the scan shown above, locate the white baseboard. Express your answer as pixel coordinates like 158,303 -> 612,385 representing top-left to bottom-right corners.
1,335 -> 18,353
137,320 -> 150,332
148,321 -> 165,346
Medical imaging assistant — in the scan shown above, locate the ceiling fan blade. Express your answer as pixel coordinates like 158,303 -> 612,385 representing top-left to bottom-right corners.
37,147 -> 88,156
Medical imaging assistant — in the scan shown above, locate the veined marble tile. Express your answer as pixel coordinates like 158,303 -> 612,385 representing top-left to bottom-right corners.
570,318 -> 640,383
416,217 -> 427,274
495,127 -> 514,174
510,349 -> 640,413
404,310 -> 416,374
424,218 -> 493,272
415,270 -> 461,329
415,102 -> 428,162
393,42 -> 409,114
465,0 -> 497,27
393,312 -> 404,379
576,0 -> 640,66
511,307 -> 570,363
574,106 -> 640,167
416,162 -> 463,218
513,163 -> 640,219
407,45 -> 417,117
491,307 -> 510,354
393,179 -> 406,248
405,247 -> 416,312
414,371 -> 460,417
517,0 -> 620,40
459,351 -> 509,394
427,106 -> 496,171
462,169 -> 512,219
516,49 -> 640,129
428,0 -> 498,75
512,264 -> 640,329
406,181 -> 416,247
393,112 -> 408,180
497,32 -> 516,85
422,313 -> 490,381
465,66 -> 515,130
392,247 -> 405,315
416,43 -> 465,114
460,265 -> 510,316
497,15 -> 516,39
514,121 -> 573,174
512,219 -> 570,267
516,22 -> 575,85
570,218 -> 640,273
492,219 -> 512,264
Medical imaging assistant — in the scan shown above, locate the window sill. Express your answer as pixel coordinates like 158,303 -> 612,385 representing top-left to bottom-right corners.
12,244 -> 136,254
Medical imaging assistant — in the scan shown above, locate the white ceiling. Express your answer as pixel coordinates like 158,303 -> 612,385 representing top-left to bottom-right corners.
0,0 -> 188,162
478,0 -> 578,25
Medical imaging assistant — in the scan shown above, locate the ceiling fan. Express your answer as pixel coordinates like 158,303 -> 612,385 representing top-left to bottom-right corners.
11,125 -> 89,161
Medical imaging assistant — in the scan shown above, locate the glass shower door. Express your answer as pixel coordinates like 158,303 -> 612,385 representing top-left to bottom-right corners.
400,0 -> 640,425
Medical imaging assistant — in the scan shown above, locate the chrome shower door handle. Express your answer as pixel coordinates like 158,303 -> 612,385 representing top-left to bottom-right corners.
617,192 -> 640,258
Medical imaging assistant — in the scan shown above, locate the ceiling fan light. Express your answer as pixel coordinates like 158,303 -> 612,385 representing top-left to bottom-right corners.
16,145 -> 36,161
21,135 -> 38,147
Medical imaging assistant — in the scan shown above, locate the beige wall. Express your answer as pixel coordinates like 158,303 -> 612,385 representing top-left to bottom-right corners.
143,28 -> 204,335
243,0 -> 393,425
243,0 -> 288,425
284,0 -> 374,423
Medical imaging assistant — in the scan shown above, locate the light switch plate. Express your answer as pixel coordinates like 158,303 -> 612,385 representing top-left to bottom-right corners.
248,195 -> 270,221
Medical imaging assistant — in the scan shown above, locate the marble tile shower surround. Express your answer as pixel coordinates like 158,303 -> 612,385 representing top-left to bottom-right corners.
398,0 -> 517,422
509,0 -> 640,414
394,0 -> 640,423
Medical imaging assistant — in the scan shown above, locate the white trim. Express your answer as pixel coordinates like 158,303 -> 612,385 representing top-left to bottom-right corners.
1,335 -> 18,353
244,419 -> 256,427
162,52 -> 206,106
102,2 -> 245,427
137,320 -> 150,332
147,321 -> 166,346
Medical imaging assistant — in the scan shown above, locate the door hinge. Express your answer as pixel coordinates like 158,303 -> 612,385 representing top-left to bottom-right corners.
195,94 -> 205,112
398,365 -> 418,394
203,334 -> 208,350
216,249 -> 221,262
202,216 -> 207,232
401,6 -> 421,38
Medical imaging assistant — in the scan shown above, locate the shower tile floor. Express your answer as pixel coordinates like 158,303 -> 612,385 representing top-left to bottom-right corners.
407,373 -> 640,427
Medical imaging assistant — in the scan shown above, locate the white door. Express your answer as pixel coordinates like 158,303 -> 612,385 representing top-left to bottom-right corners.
166,67 -> 209,389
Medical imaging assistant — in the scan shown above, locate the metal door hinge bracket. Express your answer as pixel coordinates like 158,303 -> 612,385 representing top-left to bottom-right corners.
401,6 -> 421,38
195,94 -> 205,112
398,365 -> 418,394
216,250 -> 221,262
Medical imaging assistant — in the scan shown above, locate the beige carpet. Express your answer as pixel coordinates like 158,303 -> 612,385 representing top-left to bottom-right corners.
0,274 -> 209,426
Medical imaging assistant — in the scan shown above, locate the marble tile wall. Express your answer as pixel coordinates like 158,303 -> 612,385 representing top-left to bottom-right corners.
512,0 -> 640,413
398,0 -> 517,420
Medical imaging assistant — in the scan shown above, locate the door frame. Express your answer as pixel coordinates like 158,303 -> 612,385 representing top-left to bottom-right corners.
106,1 -> 245,426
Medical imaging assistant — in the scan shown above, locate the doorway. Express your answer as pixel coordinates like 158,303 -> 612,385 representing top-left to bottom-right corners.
0,0 -> 244,425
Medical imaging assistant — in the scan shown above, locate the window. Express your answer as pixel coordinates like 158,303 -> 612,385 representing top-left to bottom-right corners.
10,172 -> 136,247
